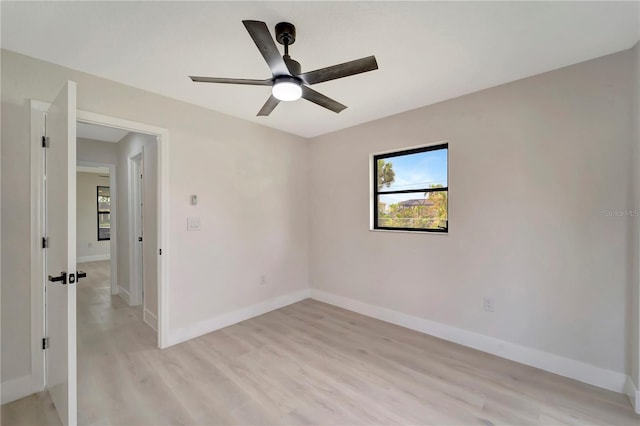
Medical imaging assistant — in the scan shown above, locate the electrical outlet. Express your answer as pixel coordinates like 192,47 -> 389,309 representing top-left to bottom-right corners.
187,217 -> 201,231
260,275 -> 267,285
483,297 -> 495,312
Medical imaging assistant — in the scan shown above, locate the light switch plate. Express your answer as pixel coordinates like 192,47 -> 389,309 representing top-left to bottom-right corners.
187,217 -> 201,231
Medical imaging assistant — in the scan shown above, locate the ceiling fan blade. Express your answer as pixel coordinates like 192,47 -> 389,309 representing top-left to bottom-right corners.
189,76 -> 272,86
301,86 -> 347,113
299,55 -> 378,85
257,95 -> 280,116
242,20 -> 289,77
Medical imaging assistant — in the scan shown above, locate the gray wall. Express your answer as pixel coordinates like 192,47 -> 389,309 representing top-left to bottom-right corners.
1,49 -> 310,382
76,172 -> 110,260
1,55 -> 32,381
77,137 -> 118,165
631,41 -> 640,390
309,49 -> 634,376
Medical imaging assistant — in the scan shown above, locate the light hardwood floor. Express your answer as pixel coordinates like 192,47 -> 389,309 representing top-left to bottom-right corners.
2,260 -> 639,425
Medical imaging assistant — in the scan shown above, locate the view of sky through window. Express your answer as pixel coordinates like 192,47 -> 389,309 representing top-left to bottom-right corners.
378,149 -> 447,202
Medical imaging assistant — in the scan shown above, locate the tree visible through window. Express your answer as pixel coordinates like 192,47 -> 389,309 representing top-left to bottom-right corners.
373,143 -> 448,232
97,186 -> 111,241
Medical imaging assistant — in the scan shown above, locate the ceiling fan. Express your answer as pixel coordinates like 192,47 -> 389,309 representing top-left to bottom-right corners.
189,20 -> 379,116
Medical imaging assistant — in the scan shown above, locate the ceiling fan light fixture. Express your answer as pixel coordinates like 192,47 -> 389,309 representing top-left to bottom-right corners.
272,76 -> 302,101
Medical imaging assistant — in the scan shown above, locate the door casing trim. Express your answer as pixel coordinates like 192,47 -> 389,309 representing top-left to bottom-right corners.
30,100 -> 48,394
75,110 -> 170,351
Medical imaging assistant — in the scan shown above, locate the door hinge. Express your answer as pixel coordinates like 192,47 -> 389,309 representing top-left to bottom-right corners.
42,237 -> 49,248
159,248 -> 162,255
42,337 -> 49,350
41,136 -> 50,148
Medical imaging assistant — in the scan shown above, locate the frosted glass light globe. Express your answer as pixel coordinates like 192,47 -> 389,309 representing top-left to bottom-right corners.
272,78 -> 302,101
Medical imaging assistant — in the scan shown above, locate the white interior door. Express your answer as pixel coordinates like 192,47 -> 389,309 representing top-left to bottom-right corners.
131,154 -> 144,304
45,81 -> 78,426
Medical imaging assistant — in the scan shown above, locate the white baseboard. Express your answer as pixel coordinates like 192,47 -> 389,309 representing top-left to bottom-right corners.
625,376 -> 640,414
167,288 -> 310,347
309,289 -> 628,394
118,286 -> 131,305
144,307 -> 158,332
77,254 -> 110,263
1,375 -> 34,404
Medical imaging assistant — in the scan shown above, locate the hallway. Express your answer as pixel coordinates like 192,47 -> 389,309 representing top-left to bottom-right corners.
76,260 -> 158,424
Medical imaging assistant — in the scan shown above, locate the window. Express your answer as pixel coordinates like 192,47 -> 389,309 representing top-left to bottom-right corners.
373,143 -> 448,233
97,186 -> 111,241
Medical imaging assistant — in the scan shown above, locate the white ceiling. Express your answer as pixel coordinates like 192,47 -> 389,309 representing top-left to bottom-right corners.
77,122 -> 128,143
2,1 -> 639,138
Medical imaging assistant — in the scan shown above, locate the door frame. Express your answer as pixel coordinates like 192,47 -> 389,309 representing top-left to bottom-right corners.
30,102 -> 171,390
127,150 -> 144,306
76,110 -> 169,351
76,161 -> 118,296
30,100 -> 49,393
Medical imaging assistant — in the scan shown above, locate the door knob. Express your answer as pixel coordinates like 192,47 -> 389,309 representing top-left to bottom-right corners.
48,272 -> 67,285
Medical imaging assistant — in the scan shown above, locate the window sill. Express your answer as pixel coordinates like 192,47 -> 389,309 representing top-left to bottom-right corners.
369,228 -> 448,235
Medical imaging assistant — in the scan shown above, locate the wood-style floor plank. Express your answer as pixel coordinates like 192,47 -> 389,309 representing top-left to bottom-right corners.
2,260 -> 638,425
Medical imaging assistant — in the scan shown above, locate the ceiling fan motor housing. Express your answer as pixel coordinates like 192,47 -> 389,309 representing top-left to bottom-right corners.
275,22 -> 296,46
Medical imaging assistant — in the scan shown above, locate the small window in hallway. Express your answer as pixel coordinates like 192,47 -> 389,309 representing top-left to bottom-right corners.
97,185 -> 111,240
